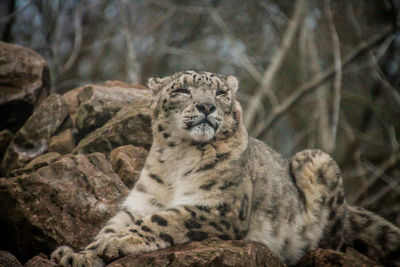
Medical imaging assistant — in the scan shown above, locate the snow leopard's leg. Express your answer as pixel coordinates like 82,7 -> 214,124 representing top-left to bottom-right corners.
290,149 -> 347,250
51,208 -> 138,267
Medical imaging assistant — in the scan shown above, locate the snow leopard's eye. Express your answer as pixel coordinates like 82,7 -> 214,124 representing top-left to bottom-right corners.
216,89 -> 226,96
172,88 -> 190,94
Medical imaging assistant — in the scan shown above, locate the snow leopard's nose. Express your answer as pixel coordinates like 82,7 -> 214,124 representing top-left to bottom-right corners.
195,102 -> 216,116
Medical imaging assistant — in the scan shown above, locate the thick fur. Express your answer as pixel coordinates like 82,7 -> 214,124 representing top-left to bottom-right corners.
51,71 -> 400,266
344,206 -> 400,266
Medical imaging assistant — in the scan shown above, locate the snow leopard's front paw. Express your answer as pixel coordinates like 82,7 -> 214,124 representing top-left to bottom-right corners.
51,245 -> 104,267
51,246 -> 73,264
96,231 -> 150,262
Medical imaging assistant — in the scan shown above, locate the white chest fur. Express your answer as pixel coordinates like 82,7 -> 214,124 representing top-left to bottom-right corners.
122,144 -> 208,217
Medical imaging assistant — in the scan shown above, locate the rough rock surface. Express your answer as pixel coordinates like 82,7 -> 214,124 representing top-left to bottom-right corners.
0,153 -> 129,262
24,256 -> 56,267
297,247 -> 382,267
0,94 -> 69,176
0,41 -> 49,133
109,145 -> 148,188
75,81 -> 151,137
8,152 -> 62,177
48,129 -> 75,155
0,251 -> 23,267
61,85 -> 85,128
73,106 -> 152,157
0,129 -> 13,160
107,238 -> 285,267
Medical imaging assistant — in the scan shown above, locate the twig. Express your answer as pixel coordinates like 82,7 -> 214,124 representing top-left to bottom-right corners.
237,92 -> 267,123
306,17 -> 331,151
150,0 -> 231,14
355,125 -> 400,207
253,25 -> 394,137
162,47 -> 205,69
0,0 -> 32,23
350,137 -> 399,204
339,110 -> 356,142
205,1 -> 279,109
359,160 -> 400,207
325,0 -> 342,152
118,1 -> 140,83
205,4 -> 267,84
50,2 -> 69,87
368,49 -> 400,107
62,5 -> 83,73
245,0 -> 308,128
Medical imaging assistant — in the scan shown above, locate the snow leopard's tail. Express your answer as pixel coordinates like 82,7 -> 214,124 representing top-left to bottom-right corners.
344,205 -> 400,266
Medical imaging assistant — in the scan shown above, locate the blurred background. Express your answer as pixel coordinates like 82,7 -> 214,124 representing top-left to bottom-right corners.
1,0 -> 399,225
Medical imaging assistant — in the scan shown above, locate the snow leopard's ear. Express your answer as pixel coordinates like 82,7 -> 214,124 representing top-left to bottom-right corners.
148,76 -> 172,95
226,75 -> 239,95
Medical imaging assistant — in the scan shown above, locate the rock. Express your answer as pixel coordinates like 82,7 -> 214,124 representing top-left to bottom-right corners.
75,81 -> 151,138
24,152 -> 61,169
49,129 -> 75,154
0,41 -> 50,133
104,80 -> 148,90
24,256 -> 56,267
0,153 -> 129,262
109,145 -> 148,188
298,247 -> 381,267
108,238 -> 285,267
73,106 -> 152,157
0,129 -> 13,160
0,251 -> 23,267
8,152 -> 62,177
0,94 -> 69,176
61,86 -> 85,128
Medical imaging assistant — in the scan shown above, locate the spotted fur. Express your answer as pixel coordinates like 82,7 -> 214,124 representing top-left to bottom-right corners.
51,71 -> 400,267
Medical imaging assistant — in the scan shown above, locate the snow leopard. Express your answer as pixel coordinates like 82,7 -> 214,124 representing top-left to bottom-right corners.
51,70 -> 400,266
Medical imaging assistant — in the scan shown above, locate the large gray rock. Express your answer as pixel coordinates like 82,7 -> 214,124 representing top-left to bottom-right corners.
0,251 -> 23,267
61,86 -> 85,129
108,238 -> 286,267
24,256 -> 56,267
73,106 -> 152,157
109,145 -> 148,188
298,247 -> 381,267
0,153 -> 129,262
8,152 -> 62,177
0,94 -> 69,176
0,41 -> 50,133
75,81 -> 151,137
48,129 -> 75,155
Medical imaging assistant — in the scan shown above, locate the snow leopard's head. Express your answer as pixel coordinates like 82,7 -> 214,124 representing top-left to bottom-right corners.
148,70 -> 242,144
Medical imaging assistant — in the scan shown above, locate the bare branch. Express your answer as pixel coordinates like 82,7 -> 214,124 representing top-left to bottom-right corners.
205,4 -> 264,82
325,0 -> 342,152
118,1 -> 140,83
150,0 -> 231,14
62,5 -> 83,73
359,160 -> 400,207
253,25 -> 394,137
205,2 -> 279,112
349,141 -> 400,204
244,0 -> 308,128
0,0 -> 32,24
306,18 -> 331,151
368,47 -> 400,107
